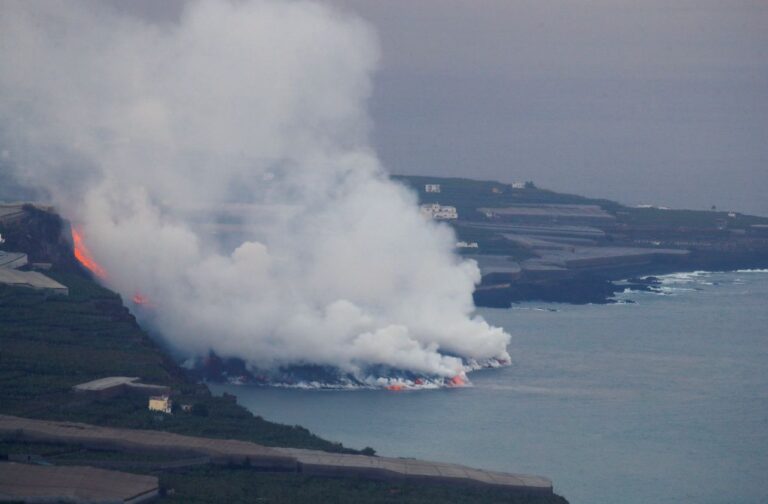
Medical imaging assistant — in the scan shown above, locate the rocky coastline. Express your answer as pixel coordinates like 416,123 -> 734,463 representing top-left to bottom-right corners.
473,251 -> 768,307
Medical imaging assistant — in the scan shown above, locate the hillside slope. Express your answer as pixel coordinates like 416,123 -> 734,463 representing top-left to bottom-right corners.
0,206 -> 354,451
0,204 -> 568,503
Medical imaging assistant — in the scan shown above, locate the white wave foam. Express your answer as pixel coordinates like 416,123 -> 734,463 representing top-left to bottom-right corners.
223,357 -> 509,390
654,271 -> 711,285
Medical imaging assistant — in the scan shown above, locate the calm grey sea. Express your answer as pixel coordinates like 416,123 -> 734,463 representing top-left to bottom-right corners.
212,270 -> 768,504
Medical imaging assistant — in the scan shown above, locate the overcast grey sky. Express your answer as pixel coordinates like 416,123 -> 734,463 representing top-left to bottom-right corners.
102,1 -> 768,215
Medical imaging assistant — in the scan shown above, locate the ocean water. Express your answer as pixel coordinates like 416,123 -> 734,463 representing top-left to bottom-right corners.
212,270 -> 768,504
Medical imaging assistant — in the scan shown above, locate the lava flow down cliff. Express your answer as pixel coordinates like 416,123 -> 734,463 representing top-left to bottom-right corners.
0,0 -> 511,386
71,227 -> 107,280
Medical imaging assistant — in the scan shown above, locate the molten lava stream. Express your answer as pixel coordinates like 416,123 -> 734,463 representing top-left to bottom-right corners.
71,227 -> 107,279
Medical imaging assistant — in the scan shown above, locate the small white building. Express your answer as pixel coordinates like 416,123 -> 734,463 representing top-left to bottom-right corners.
420,203 -> 458,220
456,241 -> 479,249
425,184 -> 441,193
149,395 -> 172,414
511,182 -> 526,189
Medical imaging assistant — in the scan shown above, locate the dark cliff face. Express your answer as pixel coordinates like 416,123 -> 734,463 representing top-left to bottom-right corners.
474,276 -> 627,306
472,247 -> 768,307
0,205 -> 82,273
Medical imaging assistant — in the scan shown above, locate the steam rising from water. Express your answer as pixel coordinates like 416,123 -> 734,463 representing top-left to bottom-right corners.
0,0 -> 510,381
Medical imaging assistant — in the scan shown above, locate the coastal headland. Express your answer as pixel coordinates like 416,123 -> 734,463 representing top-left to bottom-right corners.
394,175 -> 768,305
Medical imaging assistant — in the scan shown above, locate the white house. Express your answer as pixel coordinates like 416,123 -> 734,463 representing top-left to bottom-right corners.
420,203 -> 458,220
511,182 -> 526,189
425,184 -> 441,193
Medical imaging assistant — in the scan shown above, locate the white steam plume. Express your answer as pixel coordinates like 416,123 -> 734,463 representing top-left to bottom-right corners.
0,0 -> 510,381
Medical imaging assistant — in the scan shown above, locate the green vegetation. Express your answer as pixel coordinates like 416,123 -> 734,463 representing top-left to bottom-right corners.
393,175 -> 622,214
0,273 -> 175,411
0,441 -> 567,504
395,174 -> 768,231
0,204 -> 572,503
159,467 -> 569,504
614,207 -> 768,229
452,223 -> 536,260
0,440 -> 72,455
0,440 -> 183,463
0,271 -> 357,453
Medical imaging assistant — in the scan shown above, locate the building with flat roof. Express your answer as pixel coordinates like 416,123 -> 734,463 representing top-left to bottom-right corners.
0,414 -> 554,495
73,376 -> 170,399
420,203 -> 458,220
0,251 -> 28,269
479,204 -> 615,226
0,462 -> 159,503
0,268 -> 68,295
1,248 -> 68,295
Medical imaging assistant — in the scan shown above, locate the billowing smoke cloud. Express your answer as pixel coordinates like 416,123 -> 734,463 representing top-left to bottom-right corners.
0,0 -> 510,382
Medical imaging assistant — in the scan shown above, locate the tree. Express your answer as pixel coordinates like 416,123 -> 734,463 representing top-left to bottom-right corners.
191,403 -> 209,417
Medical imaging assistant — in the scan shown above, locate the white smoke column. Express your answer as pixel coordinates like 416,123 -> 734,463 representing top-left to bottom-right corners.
0,0 -> 510,380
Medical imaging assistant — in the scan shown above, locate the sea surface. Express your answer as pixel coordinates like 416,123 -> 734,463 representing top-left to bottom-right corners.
211,270 -> 768,504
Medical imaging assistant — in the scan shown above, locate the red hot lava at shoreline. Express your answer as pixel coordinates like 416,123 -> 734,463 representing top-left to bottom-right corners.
71,227 -> 107,279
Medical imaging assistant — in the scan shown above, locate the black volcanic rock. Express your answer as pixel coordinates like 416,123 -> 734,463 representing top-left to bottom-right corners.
0,204 -> 82,273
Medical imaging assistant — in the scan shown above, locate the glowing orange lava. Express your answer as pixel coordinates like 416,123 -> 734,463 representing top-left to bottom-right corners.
449,375 -> 466,387
71,227 -> 107,279
386,384 -> 405,391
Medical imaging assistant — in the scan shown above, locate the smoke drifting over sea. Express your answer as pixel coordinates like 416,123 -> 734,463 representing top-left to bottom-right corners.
0,0 -> 510,383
